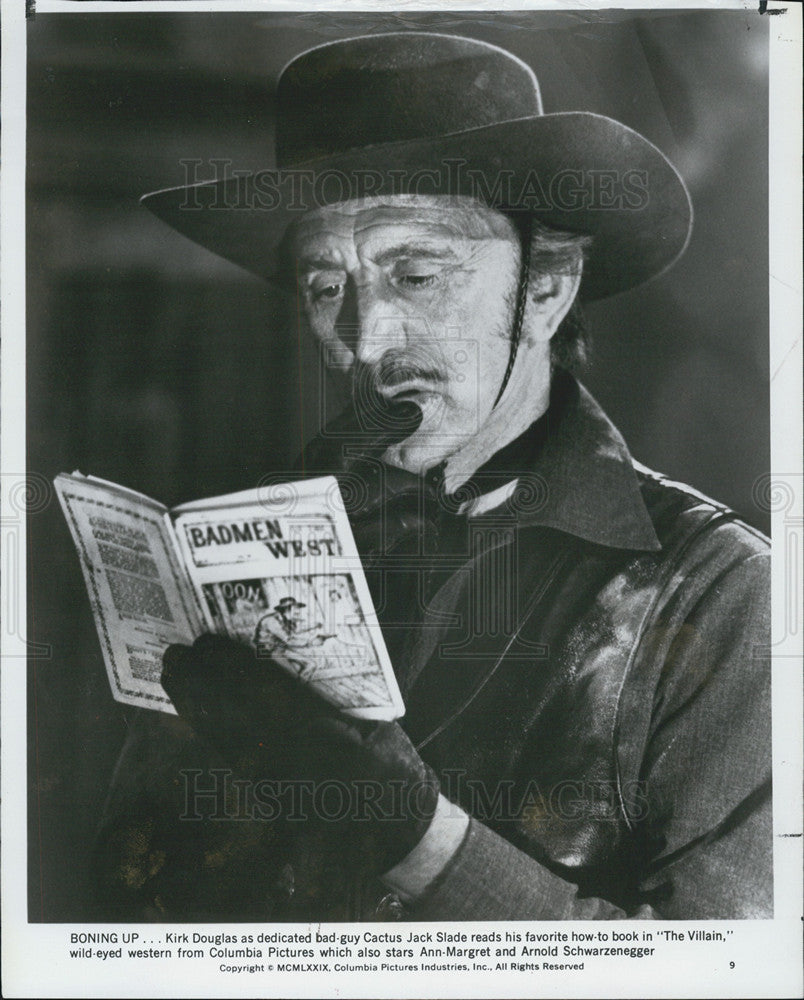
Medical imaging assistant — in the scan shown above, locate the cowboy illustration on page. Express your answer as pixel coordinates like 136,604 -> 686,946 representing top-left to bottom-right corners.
53,470 -> 404,720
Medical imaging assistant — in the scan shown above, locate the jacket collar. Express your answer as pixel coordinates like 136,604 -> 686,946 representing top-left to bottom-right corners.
469,370 -> 661,552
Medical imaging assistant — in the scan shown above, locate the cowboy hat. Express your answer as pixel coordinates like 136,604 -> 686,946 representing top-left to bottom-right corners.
274,596 -> 306,611
141,31 -> 692,301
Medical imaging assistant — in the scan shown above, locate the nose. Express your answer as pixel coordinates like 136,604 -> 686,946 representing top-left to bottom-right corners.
337,280 -> 407,367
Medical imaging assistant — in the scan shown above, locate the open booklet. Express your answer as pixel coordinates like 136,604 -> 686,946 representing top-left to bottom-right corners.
54,472 -> 404,720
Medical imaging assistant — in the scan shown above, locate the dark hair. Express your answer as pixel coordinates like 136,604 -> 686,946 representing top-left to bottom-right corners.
513,217 -> 592,374
550,299 -> 589,373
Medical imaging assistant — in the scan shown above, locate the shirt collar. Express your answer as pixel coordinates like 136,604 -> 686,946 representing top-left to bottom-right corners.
461,370 -> 661,552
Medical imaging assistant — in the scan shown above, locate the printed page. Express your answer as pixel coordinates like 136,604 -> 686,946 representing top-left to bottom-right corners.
54,473 -> 203,713
172,476 -> 404,720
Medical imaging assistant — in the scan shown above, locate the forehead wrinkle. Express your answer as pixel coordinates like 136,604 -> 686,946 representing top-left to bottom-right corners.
351,210 -> 514,245
291,195 -> 516,248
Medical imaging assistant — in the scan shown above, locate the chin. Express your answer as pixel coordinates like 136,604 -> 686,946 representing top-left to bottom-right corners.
391,429 -> 461,472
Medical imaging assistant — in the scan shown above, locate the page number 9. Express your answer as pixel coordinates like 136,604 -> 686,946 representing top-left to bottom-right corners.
730,962 -> 736,969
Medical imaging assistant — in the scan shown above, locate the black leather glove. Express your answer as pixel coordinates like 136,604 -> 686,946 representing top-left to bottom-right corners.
161,634 -> 440,874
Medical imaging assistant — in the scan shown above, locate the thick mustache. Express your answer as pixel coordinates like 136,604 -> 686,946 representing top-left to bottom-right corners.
364,353 -> 445,390
378,367 -> 443,387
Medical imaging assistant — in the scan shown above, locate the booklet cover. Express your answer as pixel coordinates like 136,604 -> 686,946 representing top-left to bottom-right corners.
54,472 -> 404,720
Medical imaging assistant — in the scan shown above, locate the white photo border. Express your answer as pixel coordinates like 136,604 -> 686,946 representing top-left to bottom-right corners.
2,2 -> 801,998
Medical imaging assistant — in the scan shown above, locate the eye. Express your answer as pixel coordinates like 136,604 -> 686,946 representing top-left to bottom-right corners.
396,272 -> 438,291
400,274 -> 436,287
311,282 -> 344,302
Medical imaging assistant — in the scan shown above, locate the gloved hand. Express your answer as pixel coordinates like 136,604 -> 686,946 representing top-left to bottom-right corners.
161,634 -> 440,874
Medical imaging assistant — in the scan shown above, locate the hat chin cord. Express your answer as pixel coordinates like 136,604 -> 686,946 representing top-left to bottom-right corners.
491,215 -> 533,410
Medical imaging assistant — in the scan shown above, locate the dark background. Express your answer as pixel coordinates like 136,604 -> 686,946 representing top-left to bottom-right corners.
27,9 -> 769,920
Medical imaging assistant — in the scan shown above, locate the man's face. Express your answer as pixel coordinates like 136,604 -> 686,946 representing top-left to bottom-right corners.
289,195 -> 524,469
279,604 -> 303,627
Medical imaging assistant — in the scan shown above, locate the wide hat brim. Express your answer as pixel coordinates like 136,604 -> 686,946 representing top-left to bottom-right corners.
141,111 -> 692,301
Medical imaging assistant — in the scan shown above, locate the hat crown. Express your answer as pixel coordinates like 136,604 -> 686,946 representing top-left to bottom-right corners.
141,31 -> 692,301
276,32 -> 542,167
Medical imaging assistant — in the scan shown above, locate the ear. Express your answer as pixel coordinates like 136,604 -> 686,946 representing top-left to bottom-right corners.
523,267 -> 583,344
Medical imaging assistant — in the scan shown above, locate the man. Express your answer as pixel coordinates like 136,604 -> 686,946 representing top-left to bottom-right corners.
253,596 -> 334,678
96,32 -> 771,921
